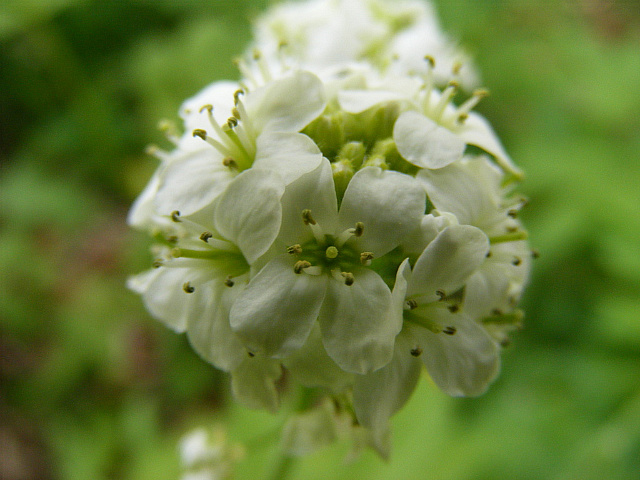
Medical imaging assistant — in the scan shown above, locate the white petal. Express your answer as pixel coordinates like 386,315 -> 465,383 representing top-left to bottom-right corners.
461,113 -> 523,178
127,167 -> 164,230
400,212 -> 459,256
253,132 -> 323,185
186,279 -> 248,372
417,157 -> 502,225
408,224 -> 489,300
231,356 -> 282,413
128,267 -> 203,333
282,323 -> 354,393
319,268 -> 394,374
213,168 -> 285,264
464,263 -> 511,320
353,331 -> 422,435
277,158 -> 338,247
154,148 -> 234,217
338,89 -> 407,114
338,167 -> 425,257
407,310 -> 500,396
246,71 -> 326,133
394,111 -> 465,169
230,255 -> 328,358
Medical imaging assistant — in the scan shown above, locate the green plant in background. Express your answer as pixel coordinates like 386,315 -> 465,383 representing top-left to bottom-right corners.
1,1 -> 639,480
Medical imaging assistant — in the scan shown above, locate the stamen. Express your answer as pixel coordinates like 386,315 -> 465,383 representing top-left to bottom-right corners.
294,260 -> 312,274
360,252 -> 374,265
183,282 -> 195,293
233,89 -> 244,106
158,119 -> 180,144
512,256 -> 522,266
447,305 -> 459,313
410,346 -> 423,357
432,81 -> 459,122
172,247 -> 228,260
341,272 -> 355,286
171,211 -> 181,223
436,289 -> 446,301
222,157 -> 238,169
152,259 -> 163,268
531,249 -> 540,259
489,231 -> 528,244
354,222 -> 365,237
287,244 -> 302,255
442,326 -> 456,335
224,276 -> 235,287
200,232 -> 213,243
405,299 -> 418,310
455,88 -> 489,123
302,209 -> 316,225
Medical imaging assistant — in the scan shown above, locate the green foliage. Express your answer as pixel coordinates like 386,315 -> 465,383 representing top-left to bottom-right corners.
1,0 -> 639,479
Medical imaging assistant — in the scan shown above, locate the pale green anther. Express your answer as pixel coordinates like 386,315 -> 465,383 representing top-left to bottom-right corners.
183,282 -> 195,293
325,246 -> 339,259
200,232 -> 213,243
354,222 -> 364,237
222,157 -> 238,169
199,104 -> 213,114
489,230 -> 528,244
171,210 -> 181,222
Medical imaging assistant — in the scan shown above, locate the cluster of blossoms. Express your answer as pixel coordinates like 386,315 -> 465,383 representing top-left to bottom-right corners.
129,0 -> 532,458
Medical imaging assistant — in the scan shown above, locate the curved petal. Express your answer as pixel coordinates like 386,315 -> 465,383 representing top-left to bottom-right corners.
338,89 -> 407,114
319,268 -> 394,374
283,324 -> 354,394
407,310 -> 500,396
128,267 -> 204,333
394,111 -> 465,169
353,330 -> 422,435
253,132 -> 323,185
338,167 -> 425,257
186,278 -> 248,372
231,356 -> 282,413
154,148 -> 234,217
417,157 -> 502,225
277,158 -> 338,247
214,168 -> 285,264
230,255 -> 328,358
407,224 -> 489,300
461,113 -> 523,178
247,71 -> 326,133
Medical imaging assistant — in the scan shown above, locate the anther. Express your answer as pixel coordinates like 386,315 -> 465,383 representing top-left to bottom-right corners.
294,260 -> 312,274
287,244 -> 302,255
424,55 -> 435,68
410,346 -> 423,357
531,249 -> 540,259
224,276 -> 235,287
200,232 -> 213,243
447,305 -> 459,313
192,129 -> 207,141
507,209 -> 519,218
326,246 -> 339,259
152,259 -> 163,268
452,61 -> 462,75
227,117 -> 238,128
222,157 -> 238,169
486,251 -> 492,258
512,256 -> 522,266
406,299 -> 418,310
183,282 -> 195,293
166,235 -> 178,244
436,289 -> 446,301
360,252 -> 374,265
492,308 -> 503,316
354,222 -> 365,237
442,326 -> 457,335
247,351 -> 255,358
302,209 -> 316,225
341,272 -> 355,286
233,89 -> 244,105
171,210 -> 181,222
199,104 -> 213,114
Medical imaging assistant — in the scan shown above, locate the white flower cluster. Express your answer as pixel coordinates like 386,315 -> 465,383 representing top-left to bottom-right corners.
129,0 -> 532,457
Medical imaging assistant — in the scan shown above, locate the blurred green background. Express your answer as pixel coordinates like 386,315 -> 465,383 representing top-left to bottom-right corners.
1,0 -> 639,479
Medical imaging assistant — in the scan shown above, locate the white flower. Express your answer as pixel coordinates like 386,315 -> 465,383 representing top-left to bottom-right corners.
230,159 -> 426,374
179,428 -> 244,480
417,156 -> 531,323
152,71 -> 326,219
352,225 -> 500,441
